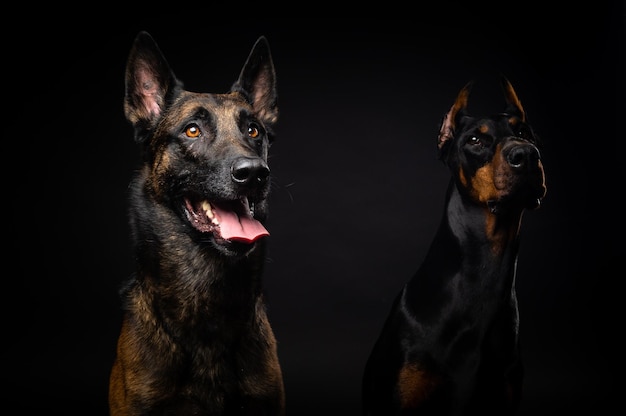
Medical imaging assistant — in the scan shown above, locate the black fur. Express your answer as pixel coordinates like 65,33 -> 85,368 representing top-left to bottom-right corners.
362,78 -> 547,415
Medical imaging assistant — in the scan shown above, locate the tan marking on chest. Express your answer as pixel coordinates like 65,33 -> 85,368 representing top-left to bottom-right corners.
397,362 -> 440,409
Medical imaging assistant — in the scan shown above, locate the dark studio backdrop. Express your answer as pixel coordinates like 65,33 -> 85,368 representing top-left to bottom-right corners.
6,4 -> 623,415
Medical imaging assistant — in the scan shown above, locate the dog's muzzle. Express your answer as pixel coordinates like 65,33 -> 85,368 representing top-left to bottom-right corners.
502,140 -> 547,210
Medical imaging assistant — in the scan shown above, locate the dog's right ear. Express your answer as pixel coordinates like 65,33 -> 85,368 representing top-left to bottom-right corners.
437,82 -> 472,160
123,31 -> 183,142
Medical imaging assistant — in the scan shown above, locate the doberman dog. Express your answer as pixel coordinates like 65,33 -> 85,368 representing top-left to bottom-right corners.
362,78 -> 547,415
108,31 -> 285,415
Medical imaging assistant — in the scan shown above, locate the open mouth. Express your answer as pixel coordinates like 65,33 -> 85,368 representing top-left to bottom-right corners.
183,197 -> 269,244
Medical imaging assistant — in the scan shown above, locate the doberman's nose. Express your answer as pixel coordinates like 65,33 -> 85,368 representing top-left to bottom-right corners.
506,143 -> 540,170
231,157 -> 270,187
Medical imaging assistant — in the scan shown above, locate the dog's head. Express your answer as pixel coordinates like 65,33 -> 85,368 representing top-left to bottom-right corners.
437,77 -> 547,214
123,31 -> 278,256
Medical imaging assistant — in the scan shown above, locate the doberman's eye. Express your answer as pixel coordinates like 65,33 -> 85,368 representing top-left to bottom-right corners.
469,136 -> 481,146
185,124 -> 201,139
516,125 -> 534,142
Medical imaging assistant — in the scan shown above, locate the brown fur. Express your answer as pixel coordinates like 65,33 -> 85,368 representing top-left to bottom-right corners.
109,31 -> 285,415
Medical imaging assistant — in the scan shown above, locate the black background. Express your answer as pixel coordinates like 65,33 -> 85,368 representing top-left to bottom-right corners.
6,4 -> 623,415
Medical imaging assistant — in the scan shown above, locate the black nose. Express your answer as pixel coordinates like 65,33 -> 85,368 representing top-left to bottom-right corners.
506,143 -> 540,169
231,157 -> 270,187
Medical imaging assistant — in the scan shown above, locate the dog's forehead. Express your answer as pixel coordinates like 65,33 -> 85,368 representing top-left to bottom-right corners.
177,91 -> 249,112
163,91 -> 251,126
464,114 -> 523,137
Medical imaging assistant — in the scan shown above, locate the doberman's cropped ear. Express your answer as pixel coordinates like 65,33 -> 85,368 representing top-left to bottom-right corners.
124,31 -> 183,141
501,76 -> 526,122
437,82 -> 471,158
231,36 -> 279,129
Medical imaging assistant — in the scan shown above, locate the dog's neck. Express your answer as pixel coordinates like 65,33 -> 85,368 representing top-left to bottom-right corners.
411,180 -> 523,298
445,180 -> 523,259
127,206 -> 267,338
125,250 -> 266,342
402,179 -> 523,337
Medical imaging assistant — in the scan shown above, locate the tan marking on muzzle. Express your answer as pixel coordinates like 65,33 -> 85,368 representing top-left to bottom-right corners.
471,162 -> 499,204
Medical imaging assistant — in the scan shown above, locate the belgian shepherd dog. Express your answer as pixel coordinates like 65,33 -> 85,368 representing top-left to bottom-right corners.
108,31 -> 285,415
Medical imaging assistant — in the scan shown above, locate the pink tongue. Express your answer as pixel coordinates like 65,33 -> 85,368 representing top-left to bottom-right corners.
212,203 -> 269,243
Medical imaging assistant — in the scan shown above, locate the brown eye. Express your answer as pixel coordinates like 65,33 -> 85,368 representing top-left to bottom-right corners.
185,124 -> 201,138
248,124 -> 260,139
517,125 -> 533,142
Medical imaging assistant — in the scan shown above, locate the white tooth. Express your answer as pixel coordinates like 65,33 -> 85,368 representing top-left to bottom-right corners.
201,200 -> 218,224
201,201 -> 213,218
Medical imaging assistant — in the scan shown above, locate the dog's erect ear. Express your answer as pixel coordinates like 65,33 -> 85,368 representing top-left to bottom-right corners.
231,36 -> 279,128
501,76 -> 526,122
124,31 -> 183,139
437,82 -> 472,156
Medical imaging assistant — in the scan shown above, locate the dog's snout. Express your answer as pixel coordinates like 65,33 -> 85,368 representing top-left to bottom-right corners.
231,157 -> 270,186
506,143 -> 540,169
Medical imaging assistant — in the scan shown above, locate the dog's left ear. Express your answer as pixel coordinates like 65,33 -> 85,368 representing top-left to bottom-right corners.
231,36 -> 279,128
501,76 -> 526,122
